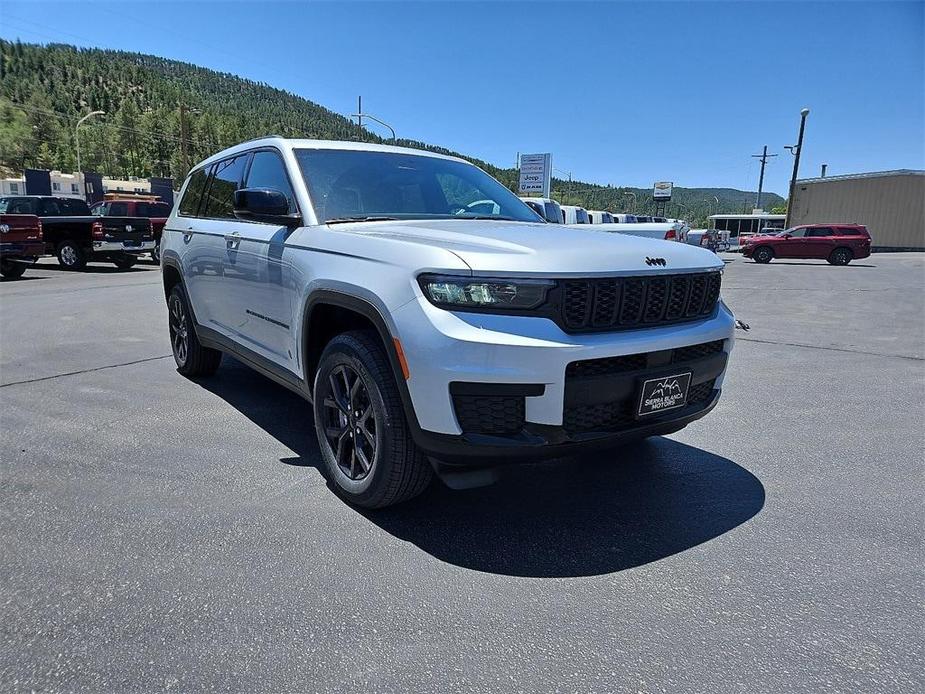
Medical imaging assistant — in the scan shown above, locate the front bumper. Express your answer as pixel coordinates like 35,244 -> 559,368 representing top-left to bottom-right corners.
392,294 -> 735,458
93,240 -> 156,254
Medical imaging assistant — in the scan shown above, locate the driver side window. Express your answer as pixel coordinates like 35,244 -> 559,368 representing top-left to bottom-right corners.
788,228 -> 807,238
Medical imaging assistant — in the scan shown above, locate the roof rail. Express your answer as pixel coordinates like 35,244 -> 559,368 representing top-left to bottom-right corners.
237,134 -> 286,145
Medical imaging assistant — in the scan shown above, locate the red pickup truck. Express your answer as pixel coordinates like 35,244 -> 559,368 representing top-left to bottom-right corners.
91,198 -> 171,264
0,214 -> 45,279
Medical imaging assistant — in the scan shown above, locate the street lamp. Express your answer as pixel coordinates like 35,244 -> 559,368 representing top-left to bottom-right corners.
785,107 -> 810,227
75,110 -> 105,174
352,112 -> 396,140
623,191 -> 637,212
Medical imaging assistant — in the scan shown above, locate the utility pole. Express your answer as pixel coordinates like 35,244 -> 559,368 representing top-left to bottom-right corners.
751,145 -> 777,211
179,103 -> 189,175
357,96 -> 362,130
785,107 -> 810,228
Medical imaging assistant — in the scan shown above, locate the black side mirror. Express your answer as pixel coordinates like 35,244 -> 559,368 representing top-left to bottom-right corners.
233,188 -> 301,227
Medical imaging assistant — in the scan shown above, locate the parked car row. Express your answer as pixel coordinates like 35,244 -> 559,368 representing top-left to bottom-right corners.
0,194 -> 168,278
518,197 -> 690,244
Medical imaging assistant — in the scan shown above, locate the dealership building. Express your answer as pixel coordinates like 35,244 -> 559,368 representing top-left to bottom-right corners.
789,169 -> 924,251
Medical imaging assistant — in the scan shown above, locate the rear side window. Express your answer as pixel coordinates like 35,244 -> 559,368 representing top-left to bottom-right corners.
245,150 -> 296,214
109,202 -> 129,216
202,155 -> 249,219
135,202 -> 171,217
179,168 -> 209,217
808,227 -> 833,237
0,197 -> 36,214
835,227 -> 862,236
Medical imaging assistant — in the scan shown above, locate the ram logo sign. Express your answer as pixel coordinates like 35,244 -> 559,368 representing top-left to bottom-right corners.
653,181 -> 673,201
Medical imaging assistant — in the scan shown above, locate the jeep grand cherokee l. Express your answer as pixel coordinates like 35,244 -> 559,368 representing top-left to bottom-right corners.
162,138 -> 735,508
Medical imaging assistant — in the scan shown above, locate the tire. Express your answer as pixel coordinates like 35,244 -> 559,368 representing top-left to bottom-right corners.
167,284 -> 222,377
56,241 -> 87,270
752,246 -> 774,264
0,260 -> 27,279
150,242 -> 160,265
313,330 -> 432,509
828,247 -> 852,266
113,255 -> 137,270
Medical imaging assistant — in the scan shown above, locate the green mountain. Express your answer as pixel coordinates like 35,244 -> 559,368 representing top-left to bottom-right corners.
0,39 -> 783,224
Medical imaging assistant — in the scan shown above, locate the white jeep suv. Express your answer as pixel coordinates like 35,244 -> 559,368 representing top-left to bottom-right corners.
162,138 -> 734,508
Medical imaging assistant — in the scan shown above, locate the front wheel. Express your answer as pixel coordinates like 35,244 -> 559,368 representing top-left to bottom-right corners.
0,260 -> 27,279
313,330 -> 431,508
113,255 -> 137,270
150,242 -> 160,265
752,246 -> 774,264
56,241 -> 87,270
828,248 -> 852,266
168,284 -> 222,377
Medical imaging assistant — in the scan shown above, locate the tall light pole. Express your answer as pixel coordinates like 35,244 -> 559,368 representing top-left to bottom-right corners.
75,110 -> 105,174
623,191 -> 637,212
351,112 -> 396,140
554,168 -> 572,203
785,107 -> 810,227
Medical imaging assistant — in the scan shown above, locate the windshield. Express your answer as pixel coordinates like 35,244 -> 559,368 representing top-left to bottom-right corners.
575,208 -> 589,224
295,149 -> 542,224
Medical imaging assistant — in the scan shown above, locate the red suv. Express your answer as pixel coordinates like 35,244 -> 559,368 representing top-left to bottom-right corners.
742,224 -> 871,265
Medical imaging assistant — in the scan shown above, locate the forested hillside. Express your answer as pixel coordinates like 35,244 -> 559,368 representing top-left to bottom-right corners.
0,40 -> 783,223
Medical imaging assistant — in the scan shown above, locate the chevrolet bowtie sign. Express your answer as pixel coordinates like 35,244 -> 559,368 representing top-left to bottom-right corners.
653,181 -> 673,201
518,153 -> 552,198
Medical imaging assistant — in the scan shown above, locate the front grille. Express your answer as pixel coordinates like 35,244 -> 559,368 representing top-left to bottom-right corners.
558,272 -> 721,333
453,394 -> 525,435
563,378 -> 717,434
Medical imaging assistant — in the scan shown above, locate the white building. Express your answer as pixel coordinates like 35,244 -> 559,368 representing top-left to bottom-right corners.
0,171 -> 152,198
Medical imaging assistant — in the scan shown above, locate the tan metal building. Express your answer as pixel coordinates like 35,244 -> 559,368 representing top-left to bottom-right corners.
790,169 -> 925,250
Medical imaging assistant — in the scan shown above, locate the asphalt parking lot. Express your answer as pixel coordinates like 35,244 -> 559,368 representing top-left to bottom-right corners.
1,253 -> 922,692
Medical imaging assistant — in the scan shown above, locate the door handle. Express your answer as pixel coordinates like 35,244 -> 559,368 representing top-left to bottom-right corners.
225,231 -> 241,249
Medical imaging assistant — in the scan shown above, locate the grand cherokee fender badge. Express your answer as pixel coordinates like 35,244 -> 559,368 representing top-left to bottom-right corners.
645,257 -> 667,267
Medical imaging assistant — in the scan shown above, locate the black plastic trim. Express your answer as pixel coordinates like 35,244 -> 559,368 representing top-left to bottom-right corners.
449,382 -> 545,397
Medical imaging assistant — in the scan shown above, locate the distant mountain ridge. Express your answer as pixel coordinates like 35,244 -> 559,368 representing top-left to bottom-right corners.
0,39 -> 784,222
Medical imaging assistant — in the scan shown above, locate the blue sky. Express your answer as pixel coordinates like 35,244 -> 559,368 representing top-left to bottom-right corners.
2,1 -> 923,195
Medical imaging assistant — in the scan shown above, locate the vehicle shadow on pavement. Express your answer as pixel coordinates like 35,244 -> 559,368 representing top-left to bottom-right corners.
202,359 -> 765,578
34,263 -> 154,274
364,440 -> 765,577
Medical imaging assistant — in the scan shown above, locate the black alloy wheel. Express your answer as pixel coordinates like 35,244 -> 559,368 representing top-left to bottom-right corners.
320,364 -> 378,481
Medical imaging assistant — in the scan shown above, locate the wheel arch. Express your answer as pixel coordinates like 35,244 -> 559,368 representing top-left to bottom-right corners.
300,290 -> 422,434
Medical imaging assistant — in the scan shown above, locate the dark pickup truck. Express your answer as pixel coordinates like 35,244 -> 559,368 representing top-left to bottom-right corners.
0,214 -> 45,279
0,196 -> 154,270
91,197 -> 171,264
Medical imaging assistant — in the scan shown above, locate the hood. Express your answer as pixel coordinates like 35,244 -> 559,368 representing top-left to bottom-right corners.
339,219 -> 723,276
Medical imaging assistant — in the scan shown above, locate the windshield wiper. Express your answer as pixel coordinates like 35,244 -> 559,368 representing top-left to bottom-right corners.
325,216 -> 400,225
453,215 -> 520,221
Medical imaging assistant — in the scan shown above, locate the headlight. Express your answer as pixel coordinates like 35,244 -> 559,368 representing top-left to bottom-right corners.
418,274 -> 554,311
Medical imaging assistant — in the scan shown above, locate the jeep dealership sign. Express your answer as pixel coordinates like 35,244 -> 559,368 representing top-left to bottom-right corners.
653,181 -> 673,201
518,153 -> 552,197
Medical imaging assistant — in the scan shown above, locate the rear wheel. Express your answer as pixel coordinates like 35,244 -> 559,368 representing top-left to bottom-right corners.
56,241 -> 86,270
752,246 -> 774,264
313,330 -> 431,508
113,255 -> 137,270
0,260 -> 27,279
828,247 -> 852,266
168,284 -> 222,377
